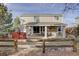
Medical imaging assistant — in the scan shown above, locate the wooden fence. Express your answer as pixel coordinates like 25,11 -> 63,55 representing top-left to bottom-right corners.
37,38 -> 77,53
0,39 -> 18,52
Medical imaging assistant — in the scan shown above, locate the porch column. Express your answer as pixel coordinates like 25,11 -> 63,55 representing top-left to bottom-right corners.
61,26 -> 65,38
44,26 -> 47,38
42,26 -> 43,34
39,26 -> 41,34
31,26 -> 33,35
63,27 -> 66,38
61,26 -> 64,38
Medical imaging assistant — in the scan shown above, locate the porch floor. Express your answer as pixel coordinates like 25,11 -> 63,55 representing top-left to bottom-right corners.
28,33 -> 64,39
28,34 -> 44,39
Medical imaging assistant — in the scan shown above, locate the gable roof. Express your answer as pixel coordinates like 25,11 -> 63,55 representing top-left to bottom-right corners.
20,13 -> 63,17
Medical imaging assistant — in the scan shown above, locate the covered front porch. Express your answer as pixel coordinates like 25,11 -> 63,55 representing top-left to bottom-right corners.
26,22 -> 66,39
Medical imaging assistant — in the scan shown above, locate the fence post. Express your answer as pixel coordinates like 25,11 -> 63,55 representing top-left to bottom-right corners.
14,40 -> 18,52
43,39 -> 45,53
73,39 -> 77,52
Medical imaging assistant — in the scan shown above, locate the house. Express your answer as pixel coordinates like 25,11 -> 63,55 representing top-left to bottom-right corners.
19,14 -> 66,39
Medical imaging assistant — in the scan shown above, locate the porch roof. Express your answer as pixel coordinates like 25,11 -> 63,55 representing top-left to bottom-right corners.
26,22 -> 67,26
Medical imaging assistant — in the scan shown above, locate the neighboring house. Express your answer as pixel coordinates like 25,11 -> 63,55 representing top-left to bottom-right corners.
19,14 -> 66,38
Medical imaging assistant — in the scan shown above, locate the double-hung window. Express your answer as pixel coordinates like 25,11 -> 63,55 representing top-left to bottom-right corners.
54,16 -> 59,20
34,16 -> 39,23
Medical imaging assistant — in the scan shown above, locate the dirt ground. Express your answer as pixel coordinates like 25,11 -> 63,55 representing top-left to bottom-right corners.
10,48 -> 79,56
0,51 -> 17,56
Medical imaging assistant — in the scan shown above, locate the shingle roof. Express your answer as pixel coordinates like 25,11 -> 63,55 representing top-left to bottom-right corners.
26,22 -> 66,26
20,14 -> 63,17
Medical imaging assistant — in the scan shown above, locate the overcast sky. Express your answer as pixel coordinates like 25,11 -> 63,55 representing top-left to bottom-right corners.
5,3 -> 79,24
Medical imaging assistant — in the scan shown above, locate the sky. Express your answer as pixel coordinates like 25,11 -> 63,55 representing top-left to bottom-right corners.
5,3 -> 79,25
